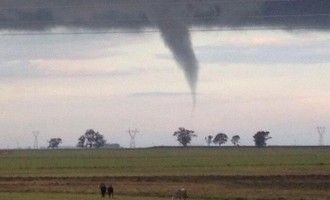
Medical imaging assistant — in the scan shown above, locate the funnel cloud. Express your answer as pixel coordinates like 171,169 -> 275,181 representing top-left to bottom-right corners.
1,0 -> 330,101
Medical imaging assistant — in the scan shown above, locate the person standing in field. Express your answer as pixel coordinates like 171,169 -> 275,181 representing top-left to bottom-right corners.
107,184 -> 114,198
100,183 -> 107,197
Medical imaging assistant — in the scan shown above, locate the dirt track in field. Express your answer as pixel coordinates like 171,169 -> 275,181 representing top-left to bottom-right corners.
1,175 -> 329,199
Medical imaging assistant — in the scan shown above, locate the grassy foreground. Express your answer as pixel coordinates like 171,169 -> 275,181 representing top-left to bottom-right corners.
0,147 -> 329,200
0,192 -> 167,200
0,192 -> 244,200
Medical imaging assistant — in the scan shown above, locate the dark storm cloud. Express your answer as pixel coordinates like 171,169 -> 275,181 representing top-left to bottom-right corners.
1,0 -> 329,30
1,0 -> 330,98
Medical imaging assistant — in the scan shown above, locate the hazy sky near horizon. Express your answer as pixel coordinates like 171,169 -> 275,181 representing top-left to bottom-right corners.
1,0 -> 330,148
1,29 -> 330,148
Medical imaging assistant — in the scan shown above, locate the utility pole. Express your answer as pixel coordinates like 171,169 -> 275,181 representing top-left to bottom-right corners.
33,131 -> 39,149
128,128 -> 139,148
317,127 -> 326,146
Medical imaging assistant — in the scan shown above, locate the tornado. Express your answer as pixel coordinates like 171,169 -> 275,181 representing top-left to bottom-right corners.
158,21 -> 198,106
146,1 -> 199,106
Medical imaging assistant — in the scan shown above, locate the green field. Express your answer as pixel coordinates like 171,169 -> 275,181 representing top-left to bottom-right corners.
0,147 -> 329,200
1,147 -> 329,176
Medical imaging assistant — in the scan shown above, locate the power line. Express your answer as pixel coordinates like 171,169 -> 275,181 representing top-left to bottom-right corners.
317,127 -> 326,146
33,131 -> 39,149
128,128 -> 139,148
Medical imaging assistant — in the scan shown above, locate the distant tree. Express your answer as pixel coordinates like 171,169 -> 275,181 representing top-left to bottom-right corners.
77,135 -> 85,148
231,135 -> 240,146
48,138 -> 62,149
77,129 -> 106,148
173,127 -> 197,147
213,133 -> 228,146
205,135 -> 213,146
253,131 -> 271,147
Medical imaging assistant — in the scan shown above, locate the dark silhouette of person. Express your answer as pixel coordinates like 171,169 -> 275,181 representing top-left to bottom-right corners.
107,184 -> 114,198
100,183 -> 107,197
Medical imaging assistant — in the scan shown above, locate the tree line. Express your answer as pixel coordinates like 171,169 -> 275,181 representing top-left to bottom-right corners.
48,129 -> 107,149
173,127 -> 272,148
48,128 -> 272,149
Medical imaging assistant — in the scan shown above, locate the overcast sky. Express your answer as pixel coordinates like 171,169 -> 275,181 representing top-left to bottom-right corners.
1,0 -> 330,148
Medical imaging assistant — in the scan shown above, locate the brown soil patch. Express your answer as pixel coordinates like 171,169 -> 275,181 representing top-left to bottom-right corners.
0,175 -> 329,199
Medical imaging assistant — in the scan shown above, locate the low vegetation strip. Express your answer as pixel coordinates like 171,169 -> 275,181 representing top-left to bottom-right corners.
0,193 -> 167,200
1,174 -> 330,182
